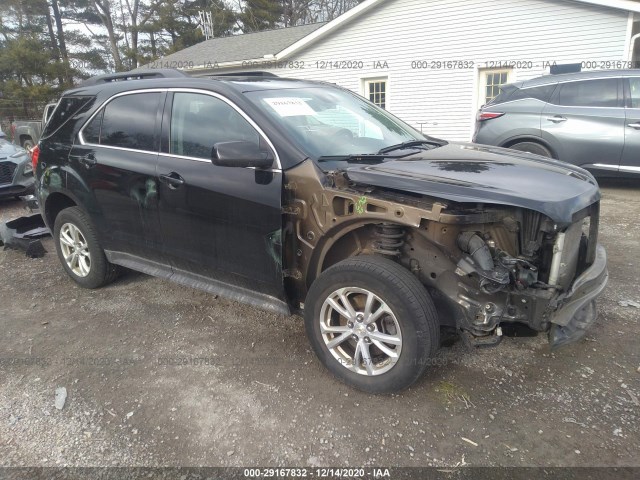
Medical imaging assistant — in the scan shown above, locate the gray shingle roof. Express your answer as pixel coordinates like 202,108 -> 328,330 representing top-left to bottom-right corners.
146,23 -> 326,70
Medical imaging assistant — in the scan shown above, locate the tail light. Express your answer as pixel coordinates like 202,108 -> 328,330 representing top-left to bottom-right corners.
477,111 -> 505,121
31,145 -> 40,172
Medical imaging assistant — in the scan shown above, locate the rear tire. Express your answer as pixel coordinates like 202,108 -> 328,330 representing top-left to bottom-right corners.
53,206 -> 119,289
21,138 -> 34,151
304,255 -> 439,393
509,141 -> 552,157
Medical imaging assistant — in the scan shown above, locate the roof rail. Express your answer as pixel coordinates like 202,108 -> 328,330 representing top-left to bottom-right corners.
79,69 -> 191,87
208,71 -> 278,77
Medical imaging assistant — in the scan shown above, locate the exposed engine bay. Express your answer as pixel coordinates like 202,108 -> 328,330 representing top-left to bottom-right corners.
282,160 -> 607,349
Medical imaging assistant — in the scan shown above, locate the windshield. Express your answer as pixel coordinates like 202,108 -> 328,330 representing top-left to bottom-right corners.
245,87 -> 426,159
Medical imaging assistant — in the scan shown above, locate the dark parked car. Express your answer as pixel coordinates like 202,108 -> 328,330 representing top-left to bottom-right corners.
0,128 -> 34,199
34,70 -> 607,393
473,69 -> 640,176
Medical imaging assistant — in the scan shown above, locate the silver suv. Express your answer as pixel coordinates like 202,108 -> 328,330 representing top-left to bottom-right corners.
0,129 -> 34,199
473,69 -> 640,176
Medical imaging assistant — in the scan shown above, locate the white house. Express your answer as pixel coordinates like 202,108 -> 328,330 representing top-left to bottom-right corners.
152,0 -> 640,141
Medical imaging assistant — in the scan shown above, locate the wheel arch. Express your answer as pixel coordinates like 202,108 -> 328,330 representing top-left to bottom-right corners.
500,136 -> 557,158
305,220 -> 419,288
44,192 -> 78,229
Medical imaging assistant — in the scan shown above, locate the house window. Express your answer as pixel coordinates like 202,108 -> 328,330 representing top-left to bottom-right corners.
364,78 -> 387,109
480,69 -> 512,107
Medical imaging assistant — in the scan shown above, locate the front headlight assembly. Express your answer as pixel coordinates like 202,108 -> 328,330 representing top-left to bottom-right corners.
11,150 -> 32,174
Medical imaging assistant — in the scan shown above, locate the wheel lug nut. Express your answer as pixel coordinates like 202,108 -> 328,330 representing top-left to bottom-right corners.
351,334 -> 358,341
367,324 -> 374,332
347,322 -> 354,328
364,337 -> 371,343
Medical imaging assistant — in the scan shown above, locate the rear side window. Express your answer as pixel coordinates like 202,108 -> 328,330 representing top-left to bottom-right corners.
556,79 -> 619,107
509,84 -> 556,103
41,96 -> 94,140
486,85 -> 517,106
82,92 -> 160,151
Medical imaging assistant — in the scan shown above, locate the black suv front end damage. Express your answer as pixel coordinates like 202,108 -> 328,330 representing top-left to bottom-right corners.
283,146 -> 608,350
444,203 -> 608,349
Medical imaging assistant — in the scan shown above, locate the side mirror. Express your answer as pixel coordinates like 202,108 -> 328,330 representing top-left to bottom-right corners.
212,141 -> 273,168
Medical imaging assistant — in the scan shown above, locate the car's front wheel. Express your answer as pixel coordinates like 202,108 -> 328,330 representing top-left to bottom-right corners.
304,255 -> 439,393
53,206 -> 119,289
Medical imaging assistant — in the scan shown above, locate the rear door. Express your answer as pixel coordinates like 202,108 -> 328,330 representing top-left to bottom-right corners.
540,78 -> 624,170
620,76 -> 640,174
156,90 -> 284,301
71,91 -> 165,261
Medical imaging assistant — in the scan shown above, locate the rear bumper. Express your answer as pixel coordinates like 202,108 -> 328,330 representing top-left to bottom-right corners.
548,244 -> 608,348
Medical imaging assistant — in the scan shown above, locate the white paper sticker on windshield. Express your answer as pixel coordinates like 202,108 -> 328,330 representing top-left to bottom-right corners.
264,97 -> 315,117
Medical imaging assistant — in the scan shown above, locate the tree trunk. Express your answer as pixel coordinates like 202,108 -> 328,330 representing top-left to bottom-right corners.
42,3 -> 65,86
50,0 -> 72,86
93,0 -> 124,71
150,30 -> 156,58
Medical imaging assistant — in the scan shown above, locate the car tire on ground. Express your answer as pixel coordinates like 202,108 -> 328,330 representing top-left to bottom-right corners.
508,141 -> 552,157
53,206 -> 119,289
21,138 -> 34,151
304,255 -> 439,393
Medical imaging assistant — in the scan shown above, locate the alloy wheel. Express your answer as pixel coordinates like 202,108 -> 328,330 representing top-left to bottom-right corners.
59,223 -> 91,277
319,287 -> 402,376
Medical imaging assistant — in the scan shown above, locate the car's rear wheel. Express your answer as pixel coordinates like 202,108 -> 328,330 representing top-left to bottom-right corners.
21,138 -> 34,151
304,255 -> 439,393
53,206 -> 119,289
508,141 -> 552,157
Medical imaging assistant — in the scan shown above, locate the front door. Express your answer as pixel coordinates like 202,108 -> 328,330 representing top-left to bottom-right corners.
156,91 -> 284,300
71,91 -> 164,261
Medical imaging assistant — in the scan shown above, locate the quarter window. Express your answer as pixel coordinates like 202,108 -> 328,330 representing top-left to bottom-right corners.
95,93 -> 160,150
556,79 -> 619,108
170,92 -> 260,160
82,110 -> 102,144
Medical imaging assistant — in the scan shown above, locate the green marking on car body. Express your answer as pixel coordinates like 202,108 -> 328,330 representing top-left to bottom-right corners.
355,196 -> 367,214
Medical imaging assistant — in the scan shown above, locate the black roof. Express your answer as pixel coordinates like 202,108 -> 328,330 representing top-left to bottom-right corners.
66,69 -> 327,97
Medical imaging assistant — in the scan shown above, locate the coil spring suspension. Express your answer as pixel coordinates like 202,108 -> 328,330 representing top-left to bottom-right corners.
373,224 -> 405,256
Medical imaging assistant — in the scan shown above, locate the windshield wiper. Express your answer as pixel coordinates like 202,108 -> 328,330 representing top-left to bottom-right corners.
377,139 -> 446,155
317,152 -> 413,163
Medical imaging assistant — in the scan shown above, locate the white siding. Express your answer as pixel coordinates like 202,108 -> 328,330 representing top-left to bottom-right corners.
218,0 -> 630,140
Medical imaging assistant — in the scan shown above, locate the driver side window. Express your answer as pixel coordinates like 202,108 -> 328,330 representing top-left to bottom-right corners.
170,93 -> 261,160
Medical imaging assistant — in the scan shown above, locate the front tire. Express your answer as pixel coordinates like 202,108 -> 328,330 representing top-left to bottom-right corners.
53,206 -> 119,289
304,255 -> 439,393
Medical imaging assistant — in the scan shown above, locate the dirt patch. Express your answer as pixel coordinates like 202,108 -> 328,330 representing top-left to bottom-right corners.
0,182 -> 638,467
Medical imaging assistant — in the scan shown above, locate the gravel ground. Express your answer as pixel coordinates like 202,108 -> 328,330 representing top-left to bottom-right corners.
0,179 -> 638,468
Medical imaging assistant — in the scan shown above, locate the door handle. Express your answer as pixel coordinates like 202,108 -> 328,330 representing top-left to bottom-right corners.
627,122 -> 640,129
546,116 -> 567,123
75,153 -> 97,168
159,172 -> 185,189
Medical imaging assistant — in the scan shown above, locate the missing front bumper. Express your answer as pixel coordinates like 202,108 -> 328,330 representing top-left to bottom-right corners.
548,244 -> 608,349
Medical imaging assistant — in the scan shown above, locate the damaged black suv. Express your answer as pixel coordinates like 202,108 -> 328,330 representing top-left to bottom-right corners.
34,70 -> 608,393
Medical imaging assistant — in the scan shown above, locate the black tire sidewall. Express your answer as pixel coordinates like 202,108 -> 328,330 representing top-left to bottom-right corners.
510,142 -> 551,157
305,258 -> 436,393
53,207 -> 110,289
